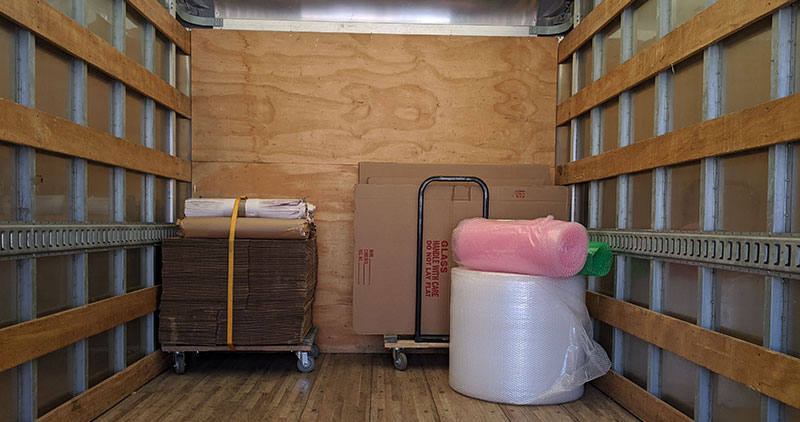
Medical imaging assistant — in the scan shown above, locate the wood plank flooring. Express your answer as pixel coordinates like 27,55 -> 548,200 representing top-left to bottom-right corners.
95,353 -> 638,422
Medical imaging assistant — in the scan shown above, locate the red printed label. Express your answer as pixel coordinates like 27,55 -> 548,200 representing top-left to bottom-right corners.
424,240 -> 449,297
514,189 -> 526,199
357,248 -> 374,285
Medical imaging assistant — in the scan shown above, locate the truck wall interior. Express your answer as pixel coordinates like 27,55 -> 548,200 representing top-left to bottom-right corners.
557,1 -> 800,421
0,0 -> 190,420
190,29 -> 558,352
0,0 -> 799,421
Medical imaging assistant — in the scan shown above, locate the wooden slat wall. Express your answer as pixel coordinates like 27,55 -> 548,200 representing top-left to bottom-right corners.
0,287 -> 160,373
556,0 -> 634,63
191,30 -> 558,352
125,0 -> 191,54
555,0 -> 791,125
38,351 -> 171,422
0,98 -> 191,181
587,292 -> 800,410
0,0 -> 191,118
556,92 -> 800,184
591,371 -> 692,422
559,0 -> 800,419
0,0 -> 186,418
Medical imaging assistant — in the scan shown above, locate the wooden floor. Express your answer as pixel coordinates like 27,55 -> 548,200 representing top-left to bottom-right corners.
96,353 -> 638,422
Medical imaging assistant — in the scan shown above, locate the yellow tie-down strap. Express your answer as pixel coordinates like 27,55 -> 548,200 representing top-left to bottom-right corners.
227,196 -> 247,351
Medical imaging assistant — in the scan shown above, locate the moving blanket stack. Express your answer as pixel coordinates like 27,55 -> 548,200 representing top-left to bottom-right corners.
159,198 -> 318,347
448,217 -> 612,405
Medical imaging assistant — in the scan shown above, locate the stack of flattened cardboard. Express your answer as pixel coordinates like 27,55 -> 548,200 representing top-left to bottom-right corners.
353,163 -> 569,336
159,237 -> 317,346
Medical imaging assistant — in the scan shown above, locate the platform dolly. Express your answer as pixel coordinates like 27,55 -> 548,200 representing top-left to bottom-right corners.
383,176 -> 489,370
163,326 -> 319,374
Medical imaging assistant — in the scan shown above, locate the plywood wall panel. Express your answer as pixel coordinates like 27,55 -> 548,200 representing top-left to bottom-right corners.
192,161 -> 356,220
191,30 -> 557,167
191,31 -> 557,352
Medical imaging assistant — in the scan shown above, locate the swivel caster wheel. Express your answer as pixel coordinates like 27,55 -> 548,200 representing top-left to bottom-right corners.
297,352 -> 315,373
310,344 -> 320,358
173,352 -> 186,375
392,349 -> 408,371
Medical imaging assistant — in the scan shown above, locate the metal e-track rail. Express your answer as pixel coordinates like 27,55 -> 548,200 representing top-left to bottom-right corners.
589,229 -> 800,279
0,223 -> 178,259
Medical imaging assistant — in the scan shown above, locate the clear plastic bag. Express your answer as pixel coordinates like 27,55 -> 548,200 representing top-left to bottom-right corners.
449,267 -> 611,405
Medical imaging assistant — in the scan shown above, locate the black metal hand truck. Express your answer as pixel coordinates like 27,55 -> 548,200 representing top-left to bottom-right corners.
384,176 -> 489,370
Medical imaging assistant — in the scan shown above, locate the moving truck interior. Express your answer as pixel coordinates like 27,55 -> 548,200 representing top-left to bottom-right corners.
1,0 -> 799,421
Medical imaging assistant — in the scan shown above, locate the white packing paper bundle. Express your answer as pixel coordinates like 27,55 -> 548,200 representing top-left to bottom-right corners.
183,198 -> 236,217
449,267 -> 611,405
246,199 -> 316,219
184,198 -> 316,220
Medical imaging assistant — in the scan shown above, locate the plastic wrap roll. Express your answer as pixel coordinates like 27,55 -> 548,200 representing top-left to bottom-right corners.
452,216 -> 589,277
579,242 -> 613,277
449,267 -> 610,405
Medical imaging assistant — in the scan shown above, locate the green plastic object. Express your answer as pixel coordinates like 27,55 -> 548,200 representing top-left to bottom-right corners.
579,242 -> 613,277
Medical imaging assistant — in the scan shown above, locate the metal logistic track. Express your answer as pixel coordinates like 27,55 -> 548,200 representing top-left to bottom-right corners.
589,229 -> 800,279
0,223 -> 178,259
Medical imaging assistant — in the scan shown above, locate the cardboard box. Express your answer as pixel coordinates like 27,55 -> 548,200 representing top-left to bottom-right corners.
353,182 -> 568,335
358,162 -> 553,185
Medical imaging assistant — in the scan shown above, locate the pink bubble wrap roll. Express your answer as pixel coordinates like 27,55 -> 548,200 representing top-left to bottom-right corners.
452,216 -> 589,278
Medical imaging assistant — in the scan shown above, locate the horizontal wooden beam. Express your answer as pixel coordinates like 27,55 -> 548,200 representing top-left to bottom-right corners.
557,0 -> 634,63
125,0 -> 191,54
0,287 -> 159,373
556,0 -> 791,125
0,0 -> 191,118
38,351 -> 171,422
0,98 -> 191,181
587,291 -> 800,409
556,93 -> 800,185
592,371 -> 691,422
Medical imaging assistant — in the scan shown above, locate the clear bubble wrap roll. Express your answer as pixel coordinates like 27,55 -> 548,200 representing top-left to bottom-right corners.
449,267 -> 611,405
